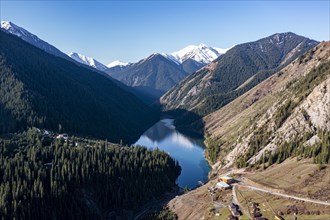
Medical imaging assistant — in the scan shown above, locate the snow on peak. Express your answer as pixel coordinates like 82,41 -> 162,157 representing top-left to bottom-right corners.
1,20 -> 69,59
1,21 -> 13,30
169,44 -> 230,64
107,60 -> 129,68
69,52 -> 108,71
1,20 -> 39,41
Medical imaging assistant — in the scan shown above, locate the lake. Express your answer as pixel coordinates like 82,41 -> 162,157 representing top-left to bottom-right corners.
134,119 -> 210,189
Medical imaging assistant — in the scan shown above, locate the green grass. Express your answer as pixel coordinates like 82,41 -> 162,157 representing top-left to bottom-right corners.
236,185 -> 330,220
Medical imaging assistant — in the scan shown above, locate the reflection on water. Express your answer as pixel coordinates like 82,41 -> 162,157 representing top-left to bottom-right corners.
134,119 -> 210,188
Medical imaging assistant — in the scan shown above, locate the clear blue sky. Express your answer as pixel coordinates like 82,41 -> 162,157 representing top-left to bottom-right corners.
1,1 -> 329,64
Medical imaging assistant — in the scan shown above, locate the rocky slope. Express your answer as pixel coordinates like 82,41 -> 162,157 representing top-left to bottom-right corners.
201,41 -> 330,168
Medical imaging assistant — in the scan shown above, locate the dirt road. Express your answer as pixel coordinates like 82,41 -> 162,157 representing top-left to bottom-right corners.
237,180 -> 330,206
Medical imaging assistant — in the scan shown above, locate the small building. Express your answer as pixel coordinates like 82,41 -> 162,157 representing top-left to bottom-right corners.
219,175 -> 234,184
275,216 -> 284,220
216,181 -> 231,189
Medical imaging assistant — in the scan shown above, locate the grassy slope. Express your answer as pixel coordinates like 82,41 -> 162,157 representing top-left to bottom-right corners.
246,158 -> 330,201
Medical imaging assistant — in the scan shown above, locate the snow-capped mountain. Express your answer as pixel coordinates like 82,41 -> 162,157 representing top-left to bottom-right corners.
108,44 -> 229,70
169,43 -> 230,64
107,60 -> 130,68
68,52 -> 108,71
106,53 -> 188,92
0,21 -> 69,60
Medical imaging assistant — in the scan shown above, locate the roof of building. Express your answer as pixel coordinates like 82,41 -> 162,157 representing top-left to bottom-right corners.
220,175 -> 233,180
216,182 -> 230,188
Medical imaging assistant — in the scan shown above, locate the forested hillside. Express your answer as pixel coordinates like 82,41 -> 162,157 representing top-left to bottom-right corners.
0,31 -> 158,144
161,33 -> 318,125
201,42 -> 330,168
0,128 -> 181,219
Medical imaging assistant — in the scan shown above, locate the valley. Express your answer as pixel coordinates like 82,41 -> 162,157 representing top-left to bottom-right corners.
163,41 -> 330,220
1,3 -> 329,219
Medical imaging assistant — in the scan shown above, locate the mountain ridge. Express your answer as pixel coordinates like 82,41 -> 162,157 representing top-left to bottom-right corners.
161,32 -> 319,123
106,53 -> 189,92
201,41 -> 330,167
1,20 -> 70,60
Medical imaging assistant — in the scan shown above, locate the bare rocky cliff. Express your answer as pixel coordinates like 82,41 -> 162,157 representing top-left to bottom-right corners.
202,41 -> 330,168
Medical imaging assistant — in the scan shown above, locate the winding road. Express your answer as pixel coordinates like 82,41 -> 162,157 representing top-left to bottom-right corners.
235,179 -> 330,206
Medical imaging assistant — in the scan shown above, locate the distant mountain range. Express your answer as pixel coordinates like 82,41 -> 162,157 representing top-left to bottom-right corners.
68,43 -> 230,94
0,21 -> 230,99
108,44 -> 229,72
106,53 -> 189,92
161,32 -> 319,125
105,44 -> 229,95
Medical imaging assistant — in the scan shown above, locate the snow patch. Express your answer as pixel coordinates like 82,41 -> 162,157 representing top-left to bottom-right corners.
69,52 -> 108,71
107,60 -> 129,68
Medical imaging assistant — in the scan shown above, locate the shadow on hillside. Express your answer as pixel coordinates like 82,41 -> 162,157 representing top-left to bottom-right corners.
161,108 -> 205,139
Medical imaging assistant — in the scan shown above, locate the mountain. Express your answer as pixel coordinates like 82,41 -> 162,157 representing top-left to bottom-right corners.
106,53 -> 189,93
165,42 -> 330,220
200,41 -> 330,167
106,61 -> 133,77
68,52 -> 108,71
170,43 -> 228,64
0,31 -> 158,144
165,44 -> 229,73
0,21 -> 69,60
161,32 -> 319,123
